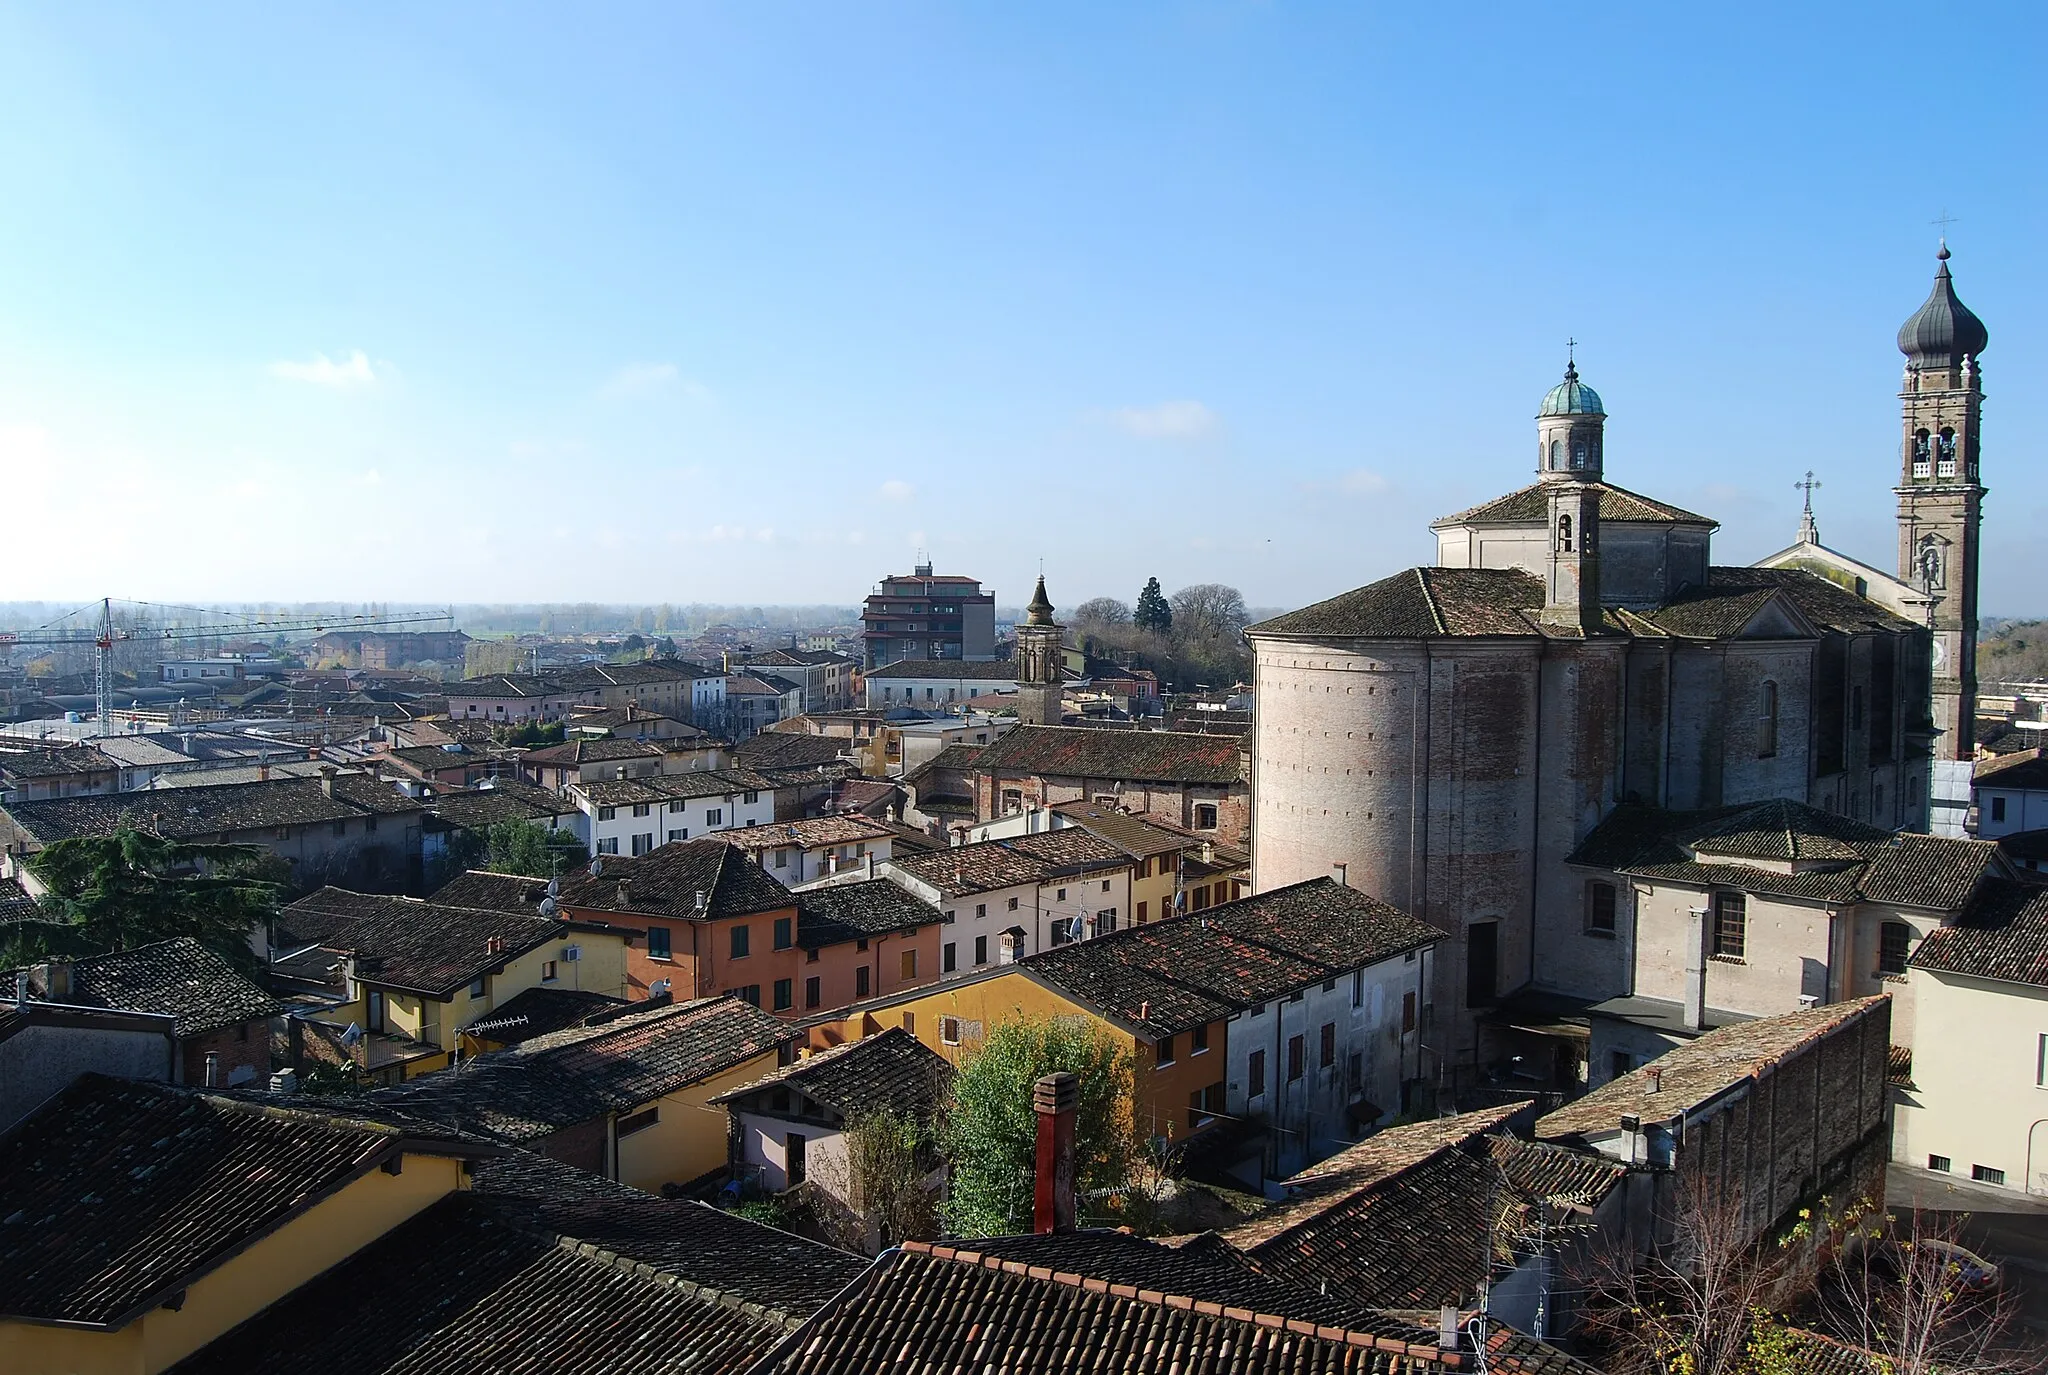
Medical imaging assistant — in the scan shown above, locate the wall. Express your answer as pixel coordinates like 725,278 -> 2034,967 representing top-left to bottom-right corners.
0,1016 -> 175,1132
616,1054 -> 778,1191
735,1109 -> 852,1196
976,771 -> 1249,841
1975,784 -> 2048,838
1894,971 -> 2048,1194
896,864 -> 1135,970
181,1019 -> 272,1089
579,787 -> 773,856
1632,882 -> 1834,1016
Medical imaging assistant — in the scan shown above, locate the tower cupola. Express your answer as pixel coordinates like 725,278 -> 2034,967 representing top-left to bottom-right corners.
1897,243 -> 1989,367
1536,355 -> 1607,482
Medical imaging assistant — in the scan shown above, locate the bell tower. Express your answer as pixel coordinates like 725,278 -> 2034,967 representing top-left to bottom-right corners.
1015,575 -> 1064,727
1535,355 -> 1606,632
1895,242 -> 1989,760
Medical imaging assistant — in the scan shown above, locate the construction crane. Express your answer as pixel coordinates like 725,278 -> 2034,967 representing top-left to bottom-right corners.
0,599 -> 455,737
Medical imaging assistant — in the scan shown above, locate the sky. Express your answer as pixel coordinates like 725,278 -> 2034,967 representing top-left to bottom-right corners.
0,4 -> 2043,616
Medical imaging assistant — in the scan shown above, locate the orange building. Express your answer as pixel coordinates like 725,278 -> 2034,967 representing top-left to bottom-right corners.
557,839 -> 942,1019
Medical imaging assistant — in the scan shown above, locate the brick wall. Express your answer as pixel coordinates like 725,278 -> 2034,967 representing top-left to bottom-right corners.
182,1018 -> 273,1088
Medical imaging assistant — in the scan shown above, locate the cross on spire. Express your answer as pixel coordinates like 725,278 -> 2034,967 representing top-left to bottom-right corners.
1796,470 -> 1822,544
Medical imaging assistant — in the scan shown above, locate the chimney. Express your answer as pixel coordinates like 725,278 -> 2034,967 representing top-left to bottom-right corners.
1332,861 -> 1348,888
203,1051 -> 221,1088
14,969 -> 28,1009
1646,1066 -> 1664,1094
1682,905 -> 1710,1032
36,958 -> 73,1002
1032,1071 -> 1080,1234
1438,1306 -> 1461,1353
319,765 -> 338,799
864,852 -> 875,880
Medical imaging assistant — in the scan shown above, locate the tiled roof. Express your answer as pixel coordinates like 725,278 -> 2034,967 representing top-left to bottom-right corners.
756,1242 -> 1463,1375
431,779 -> 579,830
1909,877 -> 2048,988
1433,479 -> 1714,528
522,737 -> 670,765
1569,802 -> 1994,911
15,936 -> 282,1037
556,838 -> 797,920
277,890 -> 564,997
0,742 -> 119,779
367,995 -> 793,1142
1996,827 -> 2048,864
733,733 -> 852,770
1248,567 -> 1546,640
169,1189 -> 859,1375
720,814 -> 896,852
898,742 -> 985,786
1698,566 -> 1919,635
565,706 -> 702,734
427,869 -> 553,913
461,984 -> 629,1044
711,1026 -> 953,1121
1048,802 -> 1198,858
796,879 -> 943,946
2,772 -> 425,842
570,766 -> 776,807
1975,746 -> 2048,789
1020,878 -> 1442,1037
968,724 -> 1244,786
727,673 -> 803,696
888,831 -> 1130,899
449,674 -> 558,699
0,1075 -> 490,1328
862,660 -> 1024,680
1535,996 -> 1889,1141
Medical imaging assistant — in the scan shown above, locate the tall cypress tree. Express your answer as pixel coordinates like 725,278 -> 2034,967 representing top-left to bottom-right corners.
1134,577 -> 1173,634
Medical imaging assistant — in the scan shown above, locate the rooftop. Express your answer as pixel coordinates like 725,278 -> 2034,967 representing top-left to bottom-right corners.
1909,877 -> 2048,989
367,995 -> 792,1142
710,1025 -> 953,1122
967,724 -> 1244,786
569,766 -> 777,808
461,984 -> 630,1044
719,814 -> 897,852
12,936 -> 281,1037
1,772 -> 426,843
888,830 -> 1130,899
426,869 -> 553,913
278,890 -> 567,997
0,742 -> 120,779
0,1075 -> 491,1329
1434,478 -> 1708,529
1535,996 -> 1889,1142
431,779 -> 580,830
555,838 -> 797,921
796,879 -> 943,946
1975,746 -> 2048,791
732,732 -> 852,771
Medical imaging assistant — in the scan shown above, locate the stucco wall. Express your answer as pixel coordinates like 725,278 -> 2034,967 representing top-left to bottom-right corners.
1895,971 -> 2048,1194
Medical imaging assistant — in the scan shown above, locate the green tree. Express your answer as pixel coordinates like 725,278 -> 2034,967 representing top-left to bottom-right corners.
18,828 -> 285,972
942,1016 -> 1138,1238
483,819 -> 588,877
1134,577 -> 1172,634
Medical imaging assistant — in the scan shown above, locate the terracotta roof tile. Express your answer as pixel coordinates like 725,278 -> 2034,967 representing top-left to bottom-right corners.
1909,877 -> 2048,988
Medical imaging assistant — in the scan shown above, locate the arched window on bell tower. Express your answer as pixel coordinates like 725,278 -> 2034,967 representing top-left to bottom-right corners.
1557,514 -> 1573,552
1549,439 -> 1562,470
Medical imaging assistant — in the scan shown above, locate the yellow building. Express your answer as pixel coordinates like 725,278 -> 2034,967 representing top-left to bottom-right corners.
274,885 -> 631,1083
0,1073 -> 494,1375
1045,802 -> 1250,923
367,994 -> 793,1192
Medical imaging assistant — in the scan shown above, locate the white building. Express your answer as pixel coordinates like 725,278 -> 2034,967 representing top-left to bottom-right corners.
884,830 -> 1134,976
862,661 -> 1030,709
567,767 -> 777,856
719,814 -> 901,887
1972,748 -> 2048,839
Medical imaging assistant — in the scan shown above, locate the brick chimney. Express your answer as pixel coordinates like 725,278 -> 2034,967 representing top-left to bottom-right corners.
1033,1071 -> 1079,1234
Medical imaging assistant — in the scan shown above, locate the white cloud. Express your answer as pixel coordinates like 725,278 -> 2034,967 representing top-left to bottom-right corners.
1105,400 -> 1218,441
1339,469 -> 1390,495
604,362 -> 714,401
269,349 -> 379,388
878,479 -> 915,503
361,468 -> 383,487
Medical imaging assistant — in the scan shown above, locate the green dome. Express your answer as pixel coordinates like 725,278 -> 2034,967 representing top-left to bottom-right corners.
1538,362 -> 1604,417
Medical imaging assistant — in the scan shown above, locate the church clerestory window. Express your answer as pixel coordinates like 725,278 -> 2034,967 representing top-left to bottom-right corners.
1556,514 -> 1573,552
1549,439 -> 1562,469
1572,441 -> 1587,468
1757,681 -> 1778,759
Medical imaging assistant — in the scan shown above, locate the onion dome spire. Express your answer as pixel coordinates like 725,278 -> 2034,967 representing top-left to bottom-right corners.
1025,575 -> 1055,626
1898,240 -> 1989,364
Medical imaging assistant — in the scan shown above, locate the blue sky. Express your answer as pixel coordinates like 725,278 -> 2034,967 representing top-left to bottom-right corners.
0,4 -> 2042,614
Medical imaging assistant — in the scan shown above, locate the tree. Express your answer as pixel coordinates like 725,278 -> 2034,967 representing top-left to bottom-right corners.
1168,583 -> 1250,643
813,1107 -> 941,1254
1134,578 -> 1172,634
941,1016 -> 1139,1238
483,819 -> 588,878
20,828 -> 285,972
1072,598 -> 1132,628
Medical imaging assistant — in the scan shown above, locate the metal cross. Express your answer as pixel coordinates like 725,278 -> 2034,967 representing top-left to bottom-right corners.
1931,210 -> 1959,235
1567,336 -> 1576,366
1795,470 -> 1822,514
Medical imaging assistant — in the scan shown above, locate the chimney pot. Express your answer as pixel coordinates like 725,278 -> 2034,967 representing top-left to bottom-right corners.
1646,1066 -> 1664,1094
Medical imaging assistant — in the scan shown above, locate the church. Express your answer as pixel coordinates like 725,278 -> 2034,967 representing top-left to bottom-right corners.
1246,248 -> 1991,1098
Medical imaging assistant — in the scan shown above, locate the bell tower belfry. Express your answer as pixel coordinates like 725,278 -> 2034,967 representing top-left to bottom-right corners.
1536,355 -> 1606,632
1016,575 -> 1064,727
1895,242 -> 1989,760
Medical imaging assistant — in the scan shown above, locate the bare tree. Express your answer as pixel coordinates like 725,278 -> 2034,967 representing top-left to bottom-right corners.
808,1108 -> 940,1255
1578,1178 -> 1785,1375
1806,1204 -> 2034,1375
1071,597 -> 1132,627
1168,583 -> 1250,642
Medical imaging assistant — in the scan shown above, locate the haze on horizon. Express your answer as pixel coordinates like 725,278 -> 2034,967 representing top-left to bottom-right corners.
0,5 -> 2042,618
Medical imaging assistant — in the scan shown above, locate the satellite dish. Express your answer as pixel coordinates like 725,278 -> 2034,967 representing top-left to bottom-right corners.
539,897 -> 558,917
547,877 -> 560,898
589,857 -> 604,878
340,1022 -> 364,1046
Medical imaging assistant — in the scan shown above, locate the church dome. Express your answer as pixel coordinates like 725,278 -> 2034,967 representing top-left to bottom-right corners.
1538,362 -> 1604,417
1897,244 -> 1989,362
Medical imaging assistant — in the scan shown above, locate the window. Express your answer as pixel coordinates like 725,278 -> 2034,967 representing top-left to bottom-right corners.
856,938 -> 869,952
1879,922 -> 1912,976
785,1132 -> 807,1186
1249,1002 -> 1265,1017
1319,1022 -> 1336,1069
1287,1034 -> 1305,1082
667,830 -> 685,843
1322,978 -> 1337,994
1557,512 -> 1573,551
1712,892 -> 1747,959
1586,881 -> 1617,936
1192,1023 -> 1209,1054
1056,888 -> 1067,902
1928,1154 -> 1951,1173
943,942 -> 956,973
773,978 -> 793,1011
1248,1048 -> 1266,1098
332,820 -> 347,838
1850,686 -> 1865,733
1353,969 -> 1364,1007
631,832 -> 654,856
744,790 -> 759,804
901,949 -> 918,980
774,848 -> 789,868
1153,1033 -> 1176,1065
541,960 -> 558,983
1972,1164 -> 2006,1186
647,926 -> 672,961
617,1107 -> 659,1137
706,808 -> 723,826
469,976 -> 487,997
940,1015 -> 962,1045
730,925 -> 751,959
976,903 -> 987,919
669,799 -> 686,813
599,805 -> 617,821
974,935 -> 988,965
1611,1051 -> 1633,1082
1992,796 -> 2008,823
1136,900 -> 1148,922
632,803 -> 651,818
597,838 -> 619,855
1757,681 -> 1779,758
805,976 -> 821,1009
1402,990 -> 1417,1034
1007,896 -> 1019,911
737,984 -> 761,1007
2038,1033 -> 2048,1088
855,966 -> 871,998
774,917 -> 793,950
1101,879 -> 1112,893
1195,803 -> 1219,830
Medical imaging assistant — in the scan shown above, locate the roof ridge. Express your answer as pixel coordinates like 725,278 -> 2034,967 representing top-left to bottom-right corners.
899,1241 -> 1460,1363
1416,568 -> 1448,636
549,1229 -> 806,1333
